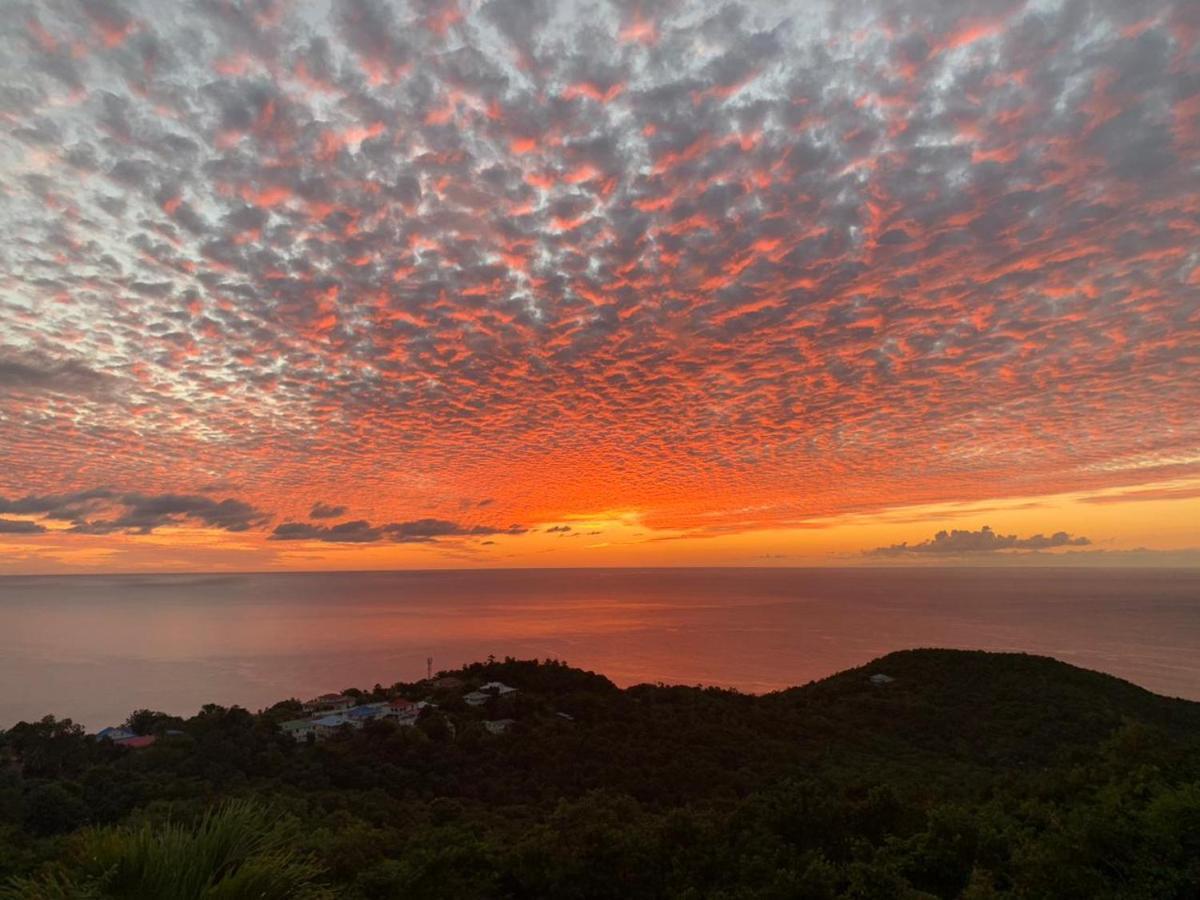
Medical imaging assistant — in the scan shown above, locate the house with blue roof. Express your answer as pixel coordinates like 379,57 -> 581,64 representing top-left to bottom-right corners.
96,726 -> 136,742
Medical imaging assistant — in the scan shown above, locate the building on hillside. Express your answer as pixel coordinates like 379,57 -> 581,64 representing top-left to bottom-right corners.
280,699 -> 430,742
869,673 -> 895,685
385,697 -> 421,722
345,702 -> 388,723
96,726 -> 136,742
303,693 -> 355,713
481,681 -> 517,695
484,719 -> 515,734
114,734 -> 156,749
313,713 -> 353,739
281,718 -> 319,741
464,682 -> 518,707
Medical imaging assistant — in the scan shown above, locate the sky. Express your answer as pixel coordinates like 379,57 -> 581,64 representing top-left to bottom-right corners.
0,0 -> 1198,573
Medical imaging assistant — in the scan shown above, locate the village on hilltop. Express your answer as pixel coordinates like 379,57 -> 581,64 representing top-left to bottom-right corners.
93,680 -> 520,745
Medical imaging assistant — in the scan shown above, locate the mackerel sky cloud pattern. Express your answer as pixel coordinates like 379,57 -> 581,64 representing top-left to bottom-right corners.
1,0 -> 1198,556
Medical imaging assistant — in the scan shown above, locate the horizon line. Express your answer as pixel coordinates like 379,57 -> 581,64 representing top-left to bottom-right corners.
3,561 -> 1200,579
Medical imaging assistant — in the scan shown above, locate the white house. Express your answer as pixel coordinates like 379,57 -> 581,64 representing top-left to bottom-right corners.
280,698 -> 430,742
280,718 -> 319,741
464,682 -> 518,706
869,673 -> 895,685
481,681 -> 517,695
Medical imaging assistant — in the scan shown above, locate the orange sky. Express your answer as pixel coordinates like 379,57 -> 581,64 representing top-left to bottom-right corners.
1,0 -> 1198,573
3,477 -> 1198,573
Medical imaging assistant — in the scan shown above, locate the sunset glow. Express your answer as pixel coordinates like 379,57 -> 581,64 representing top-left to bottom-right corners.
1,0 -> 1198,572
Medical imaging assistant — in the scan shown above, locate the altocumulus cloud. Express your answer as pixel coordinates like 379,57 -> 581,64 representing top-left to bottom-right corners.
867,525 -> 1091,556
0,0 -> 1197,540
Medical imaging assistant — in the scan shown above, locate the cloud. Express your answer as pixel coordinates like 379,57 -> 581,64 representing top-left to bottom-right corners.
0,0 -> 1197,554
0,348 -> 112,397
76,493 -> 270,534
0,518 -> 47,534
309,502 -> 348,519
386,518 -> 527,542
867,525 -> 1091,557
0,489 -> 117,520
1078,485 -> 1200,505
544,525 -> 572,533
269,519 -> 382,543
0,489 -> 269,535
269,517 -> 526,543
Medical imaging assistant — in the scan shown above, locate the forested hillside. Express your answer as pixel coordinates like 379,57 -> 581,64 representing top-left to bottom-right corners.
2,649 -> 1198,898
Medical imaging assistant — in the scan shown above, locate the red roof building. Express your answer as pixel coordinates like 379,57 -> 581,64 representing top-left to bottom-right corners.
114,734 -> 157,749
386,697 -> 420,720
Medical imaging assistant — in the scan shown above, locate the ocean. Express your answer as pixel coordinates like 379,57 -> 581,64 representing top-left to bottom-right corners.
2,567 -> 1198,729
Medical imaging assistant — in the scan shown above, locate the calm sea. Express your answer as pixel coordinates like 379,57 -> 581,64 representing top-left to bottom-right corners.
2,567 -> 1198,729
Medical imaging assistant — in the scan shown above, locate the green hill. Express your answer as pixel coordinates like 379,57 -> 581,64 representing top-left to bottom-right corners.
2,650 -> 1198,899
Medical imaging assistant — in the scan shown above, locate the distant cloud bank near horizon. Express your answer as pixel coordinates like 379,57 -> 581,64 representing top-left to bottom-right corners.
867,525 -> 1091,557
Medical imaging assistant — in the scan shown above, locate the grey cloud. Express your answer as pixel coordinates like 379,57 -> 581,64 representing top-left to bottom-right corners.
0,349 -> 112,397
310,502 -> 348,519
270,517 -> 527,543
69,493 -> 270,534
270,519 -> 382,543
0,489 -> 116,520
867,526 -> 1091,556
385,518 -> 526,542
0,518 -> 47,534
0,489 -> 268,535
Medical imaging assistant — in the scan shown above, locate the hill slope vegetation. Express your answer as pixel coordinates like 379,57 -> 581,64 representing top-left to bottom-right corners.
2,649 -> 1199,898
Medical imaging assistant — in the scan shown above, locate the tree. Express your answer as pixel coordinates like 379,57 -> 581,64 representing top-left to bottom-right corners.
3,717 -> 90,778
123,710 -> 182,737
22,784 -> 88,837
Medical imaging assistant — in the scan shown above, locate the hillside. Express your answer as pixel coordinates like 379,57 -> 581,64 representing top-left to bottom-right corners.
2,649 -> 1198,898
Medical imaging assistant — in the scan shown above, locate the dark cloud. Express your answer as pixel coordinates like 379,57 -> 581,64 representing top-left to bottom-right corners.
270,517 -> 526,543
0,489 -> 116,520
545,525 -> 572,533
867,526 -> 1092,557
0,489 -> 268,535
68,494 -> 269,535
309,502 -> 348,519
386,518 -> 527,542
0,349 -> 112,397
270,519 -> 382,543
0,518 -> 46,534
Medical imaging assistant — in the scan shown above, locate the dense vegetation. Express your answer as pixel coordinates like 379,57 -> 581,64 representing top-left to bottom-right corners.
2,649 -> 1199,898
